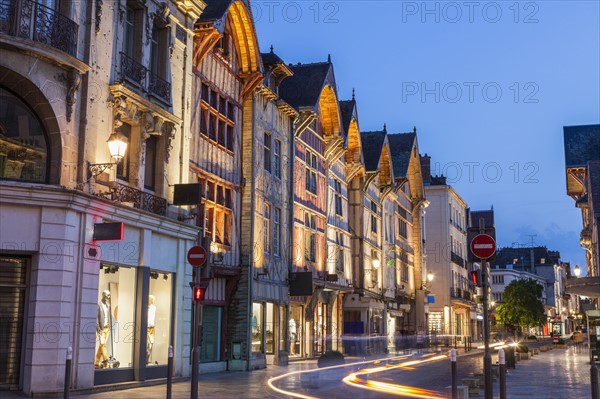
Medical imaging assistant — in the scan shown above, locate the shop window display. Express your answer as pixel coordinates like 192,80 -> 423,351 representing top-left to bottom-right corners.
265,303 -> 274,354
252,303 -> 263,353
289,306 -> 303,357
96,266 -> 136,369
147,271 -> 172,365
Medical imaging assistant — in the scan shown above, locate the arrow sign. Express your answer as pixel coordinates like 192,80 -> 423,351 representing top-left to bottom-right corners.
187,245 -> 207,267
470,234 -> 496,259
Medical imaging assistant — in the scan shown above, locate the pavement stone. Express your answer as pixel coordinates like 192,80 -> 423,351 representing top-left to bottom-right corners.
1,343 -> 596,398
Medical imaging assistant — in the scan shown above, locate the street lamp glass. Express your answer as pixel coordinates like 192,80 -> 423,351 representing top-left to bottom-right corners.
107,132 -> 128,162
427,271 -> 434,282
372,258 -> 381,269
573,265 -> 581,277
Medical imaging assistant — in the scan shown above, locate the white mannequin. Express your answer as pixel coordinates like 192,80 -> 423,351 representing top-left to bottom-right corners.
95,290 -> 111,368
147,295 -> 156,363
289,318 -> 297,355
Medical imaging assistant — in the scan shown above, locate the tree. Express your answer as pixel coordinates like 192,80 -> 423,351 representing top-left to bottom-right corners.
496,279 -> 546,334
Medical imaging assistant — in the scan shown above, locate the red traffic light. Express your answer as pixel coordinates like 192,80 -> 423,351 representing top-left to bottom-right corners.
193,286 -> 206,301
470,270 -> 482,287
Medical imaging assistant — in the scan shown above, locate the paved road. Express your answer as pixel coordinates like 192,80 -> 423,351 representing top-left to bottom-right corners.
3,342 -> 595,398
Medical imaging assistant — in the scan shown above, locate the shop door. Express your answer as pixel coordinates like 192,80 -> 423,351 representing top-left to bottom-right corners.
0,257 -> 27,390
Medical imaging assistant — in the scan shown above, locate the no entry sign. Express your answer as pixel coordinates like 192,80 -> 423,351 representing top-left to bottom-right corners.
187,246 -> 207,267
470,234 -> 496,259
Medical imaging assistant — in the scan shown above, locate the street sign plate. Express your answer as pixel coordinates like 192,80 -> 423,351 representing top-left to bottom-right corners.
187,245 -> 207,267
470,234 -> 496,259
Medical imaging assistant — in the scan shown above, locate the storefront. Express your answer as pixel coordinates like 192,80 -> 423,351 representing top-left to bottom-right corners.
94,263 -> 174,384
289,303 -> 305,358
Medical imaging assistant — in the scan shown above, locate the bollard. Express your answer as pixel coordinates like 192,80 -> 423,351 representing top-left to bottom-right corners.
592,364 -> 599,399
498,348 -> 506,399
167,345 -> 174,399
64,346 -> 72,399
451,348 -> 457,399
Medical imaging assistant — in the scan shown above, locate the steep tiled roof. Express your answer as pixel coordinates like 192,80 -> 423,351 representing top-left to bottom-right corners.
198,0 -> 233,22
361,131 -> 386,172
388,133 -> 416,178
339,99 -> 355,134
261,50 -> 285,66
278,62 -> 331,109
493,246 -> 554,268
564,124 -> 600,167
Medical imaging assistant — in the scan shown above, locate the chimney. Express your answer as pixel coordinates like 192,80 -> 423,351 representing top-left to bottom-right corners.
420,153 -> 431,184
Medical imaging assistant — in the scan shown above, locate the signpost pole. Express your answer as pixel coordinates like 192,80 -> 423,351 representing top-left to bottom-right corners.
479,219 -> 493,399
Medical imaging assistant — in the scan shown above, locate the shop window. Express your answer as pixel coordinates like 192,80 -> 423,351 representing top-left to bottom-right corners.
266,303 -> 275,354
252,302 -> 263,353
200,306 -> 222,362
147,271 -> 172,365
289,306 -> 303,357
96,265 -> 136,369
0,87 -> 49,182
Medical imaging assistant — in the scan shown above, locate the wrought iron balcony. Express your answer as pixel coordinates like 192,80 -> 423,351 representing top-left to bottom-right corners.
120,52 -> 171,103
149,70 -> 171,103
0,0 -> 78,57
450,251 -> 465,267
111,181 -> 167,216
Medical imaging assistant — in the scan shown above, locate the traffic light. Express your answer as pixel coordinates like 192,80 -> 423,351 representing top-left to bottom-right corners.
193,286 -> 206,301
470,269 -> 482,287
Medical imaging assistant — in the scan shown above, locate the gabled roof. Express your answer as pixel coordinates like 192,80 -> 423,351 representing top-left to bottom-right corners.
339,99 -> 356,134
198,0 -> 234,22
388,133 -> 416,178
360,131 -> 386,172
564,124 -> 600,168
278,62 -> 332,109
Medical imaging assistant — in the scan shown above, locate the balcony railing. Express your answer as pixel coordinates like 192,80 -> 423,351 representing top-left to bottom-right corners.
120,52 -> 171,103
450,251 -> 465,267
0,0 -> 78,57
111,182 -> 167,216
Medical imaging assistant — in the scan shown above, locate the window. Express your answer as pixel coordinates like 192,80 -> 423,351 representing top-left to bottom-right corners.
252,303 -> 263,353
304,213 -> 317,262
401,263 -> 409,282
0,87 -> 49,182
96,265 -> 136,369
274,139 -> 281,178
264,132 -> 271,173
273,207 -> 281,256
199,87 -> 236,152
264,203 -> 271,253
305,150 -> 318,195
399,219 -> 407,239
335,232 -> 344,273
148,270 -> 173,366
370,200 -> 377,234
124,6 -> 136,58
144,135 -> 157,190
201,179 -> 232,247
116,123 -> 131,181
334,179 -> 343,216
370,250 -> 379,286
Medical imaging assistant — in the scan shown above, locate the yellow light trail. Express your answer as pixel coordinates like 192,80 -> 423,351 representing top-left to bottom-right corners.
266,354 -> 414,399
342,354 -> 449,399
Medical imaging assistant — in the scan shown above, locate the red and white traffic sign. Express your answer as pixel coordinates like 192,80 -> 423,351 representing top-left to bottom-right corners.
187,245 -> 207,267
470,234 -> 496,259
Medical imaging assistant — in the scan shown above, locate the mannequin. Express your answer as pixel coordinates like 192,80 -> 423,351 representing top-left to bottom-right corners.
147,295 -> 156,364
289,318 -> 297,355
95,290 -> 111,368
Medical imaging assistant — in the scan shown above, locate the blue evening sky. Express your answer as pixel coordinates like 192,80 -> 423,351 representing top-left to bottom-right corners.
252,0 -> 600,274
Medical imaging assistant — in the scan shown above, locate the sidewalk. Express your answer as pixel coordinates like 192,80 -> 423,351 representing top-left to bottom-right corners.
2,344 -> 594,398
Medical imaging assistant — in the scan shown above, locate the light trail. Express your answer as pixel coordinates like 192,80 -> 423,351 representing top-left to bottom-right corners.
342,354 -> 449,399
266,354 -> 414,399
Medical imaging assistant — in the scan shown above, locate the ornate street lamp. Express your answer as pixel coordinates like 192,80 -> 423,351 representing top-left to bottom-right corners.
573,265 -> 581,277
427,271 -> 434,283
88,132 -> 128,177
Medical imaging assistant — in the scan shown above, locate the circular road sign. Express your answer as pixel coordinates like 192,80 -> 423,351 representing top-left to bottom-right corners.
470,234 -> 496,259
187,245 -> 207,267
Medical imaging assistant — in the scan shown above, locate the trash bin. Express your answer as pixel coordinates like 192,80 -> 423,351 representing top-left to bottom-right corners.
505,346 -> 516,369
